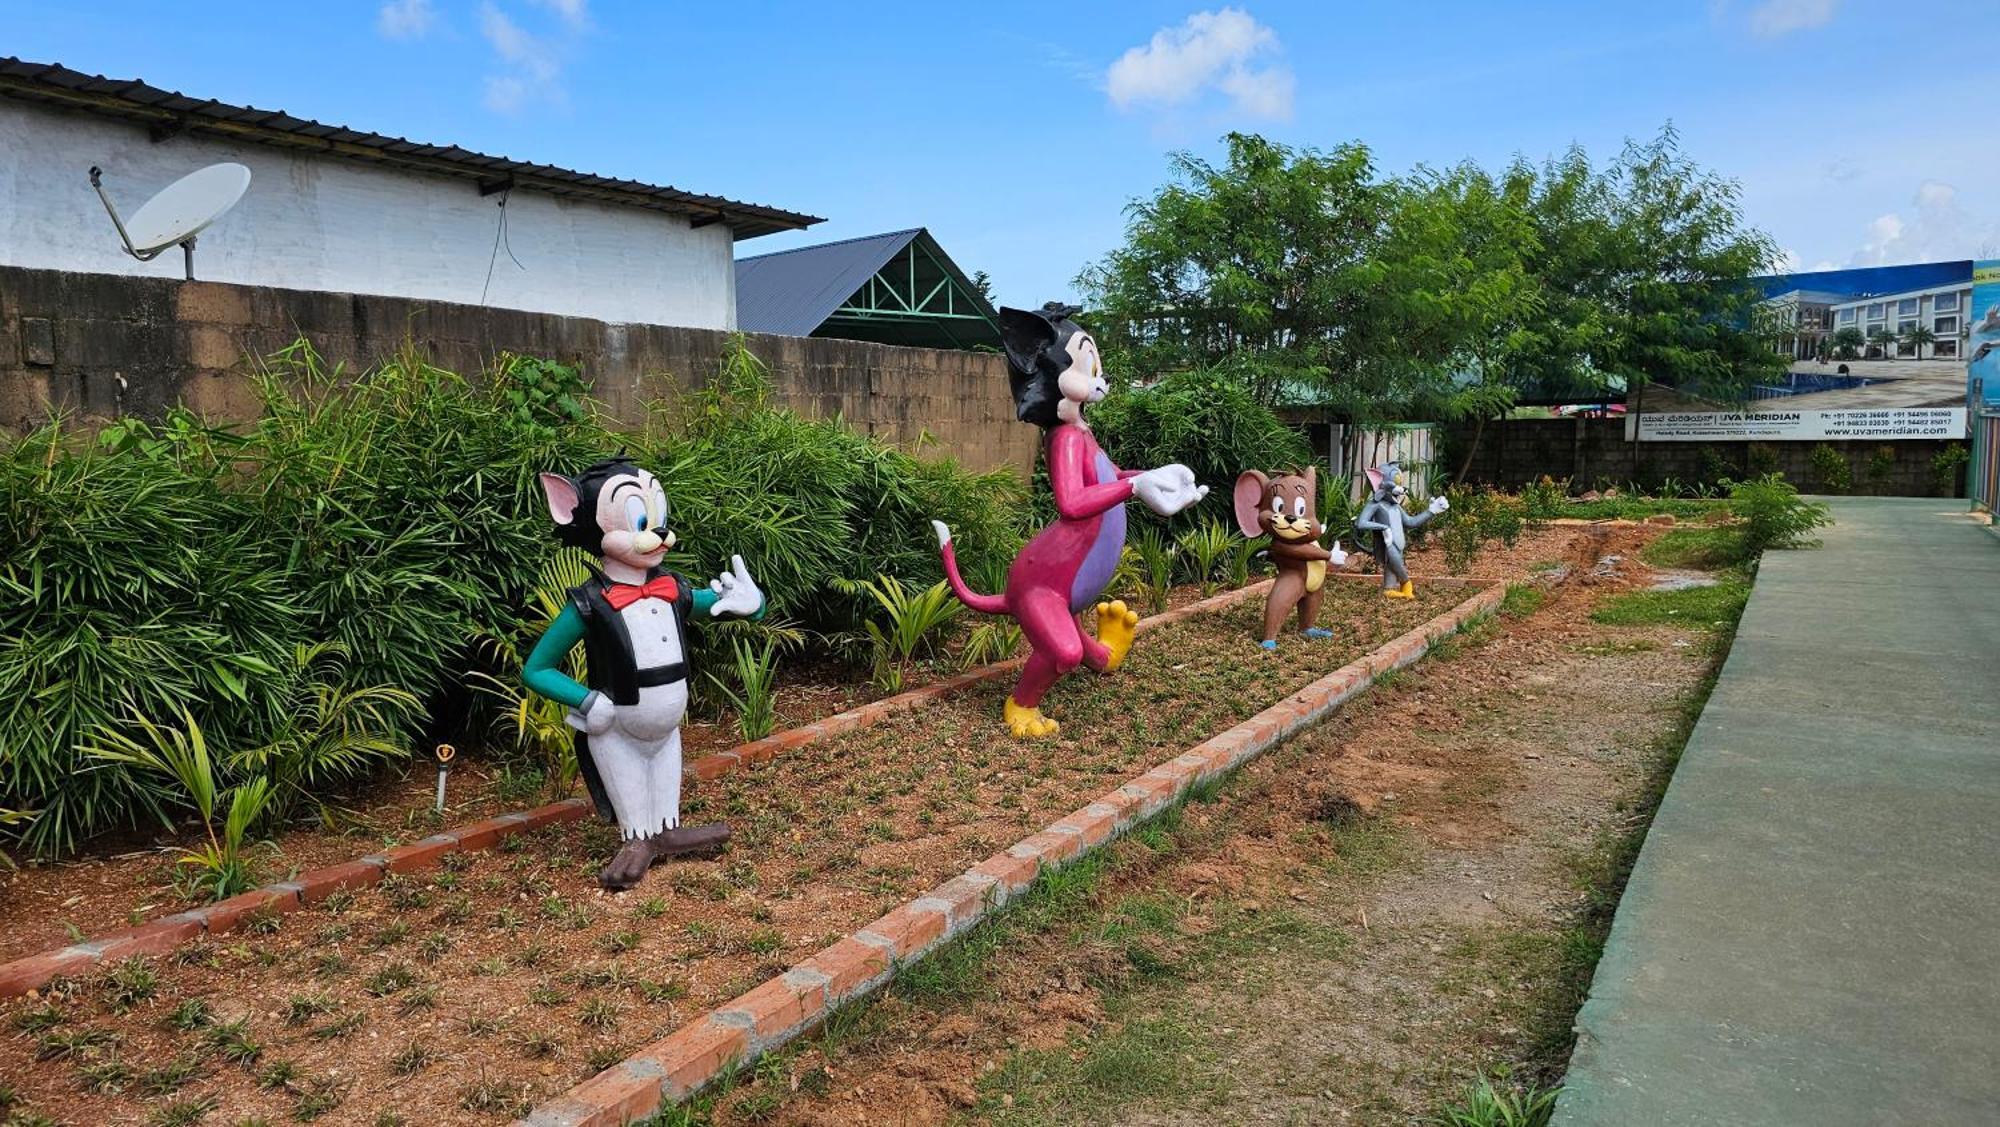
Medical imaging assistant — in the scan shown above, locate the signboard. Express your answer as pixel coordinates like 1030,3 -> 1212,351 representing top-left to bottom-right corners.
1636,407 -> 1967,442
1971,259 -> 2000,409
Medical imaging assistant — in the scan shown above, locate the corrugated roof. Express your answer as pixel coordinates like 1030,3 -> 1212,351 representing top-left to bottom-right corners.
0,57 -> 821,239
734,228 -> 926,336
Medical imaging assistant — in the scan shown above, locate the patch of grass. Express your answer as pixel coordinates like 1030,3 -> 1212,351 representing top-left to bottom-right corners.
146,1095 -> 220,1127
256,1059 -> 301,1090
978,1015 -> 1231,1122
1433,1073 -> 1560,1127
291,1076 -> 346,1121
396,985 -> 439,1017
389,1039 -> 439,1077
36,1026 -> 118,1060
282,993 -> 337,1026
1590,573 -> 1750,630
459,1076 -> 534,1115
1639,527 -> 1743,570
200,1017 -> 262,1066
1499,583 -> 1545,620
12,1003 -> 67,1033
137,1054 -> 205,1096
578,998 -> 620,1030
309,1011 -> 364,1042
75,1056 -> 135,1094
103,958 -> 161,1011
363,963 -> 418,996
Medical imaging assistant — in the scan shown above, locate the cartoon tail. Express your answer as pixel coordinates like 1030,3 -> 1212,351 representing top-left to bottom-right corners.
930,520 -> 1009,615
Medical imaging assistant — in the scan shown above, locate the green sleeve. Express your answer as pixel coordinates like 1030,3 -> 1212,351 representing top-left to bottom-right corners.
523,605 -> 590,710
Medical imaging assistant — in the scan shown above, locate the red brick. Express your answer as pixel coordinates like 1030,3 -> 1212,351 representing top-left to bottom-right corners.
1013,830 -> 1083,867
857,901 -> 948,959
450,815 -> 518,852
297,858 -> 385,904
724,974 -> 821,1042
1126,772 -> 1180,806
685,752 -> 738,782
971,850 -> 1039,895
1048,806 -> 1117,848
797,936 -> 890,999
519,799 -> 590,832
638,1015 -> 751,1099
0,948 -> 99,1000
198,886 -> 300,934
923,873 -> 995,929
377,834 -> 459,875
92,915 -> 205,961
1096,785 -> 1146,823
556,1059 -> 666,1124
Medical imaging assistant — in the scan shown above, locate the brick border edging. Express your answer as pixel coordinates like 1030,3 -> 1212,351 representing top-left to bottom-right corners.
514,580 -> 1506,1127
0,583 -> 1273,1001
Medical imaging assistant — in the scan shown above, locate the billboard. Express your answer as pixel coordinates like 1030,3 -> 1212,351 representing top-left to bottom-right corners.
1971,259 -> 2000,409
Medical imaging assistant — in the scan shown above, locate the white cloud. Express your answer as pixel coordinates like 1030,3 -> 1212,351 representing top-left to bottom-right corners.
480,2 -> 564,113
1846,180 -> 1999,266
532,0 -> 589,30
376,0 -> 437,40
1748,0 -> 1837,38
1107,8 -> 1294,121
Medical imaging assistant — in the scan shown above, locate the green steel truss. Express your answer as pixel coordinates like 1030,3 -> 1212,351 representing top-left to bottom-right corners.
822,236 -> 998,349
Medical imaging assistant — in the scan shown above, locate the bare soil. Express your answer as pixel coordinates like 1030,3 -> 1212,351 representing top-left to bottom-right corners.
0,578 -> 1464,1125
709,523 -> 1721,1127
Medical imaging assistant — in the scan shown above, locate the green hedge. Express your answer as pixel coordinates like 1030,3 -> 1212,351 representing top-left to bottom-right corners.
0,337 -> 1023,856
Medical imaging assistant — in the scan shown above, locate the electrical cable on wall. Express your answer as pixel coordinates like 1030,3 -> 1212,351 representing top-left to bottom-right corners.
478,188 -> 527,305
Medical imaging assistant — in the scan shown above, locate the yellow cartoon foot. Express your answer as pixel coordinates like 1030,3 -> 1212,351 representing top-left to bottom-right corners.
1400,580 -> 1414,597
1004,696 -> 1060,739
1095,599 -> 1140,671
1385,583 -> 1415,600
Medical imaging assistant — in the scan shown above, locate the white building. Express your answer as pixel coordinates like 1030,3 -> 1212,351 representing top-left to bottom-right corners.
1829,281 -> 1973,360
0,58 -> 819,329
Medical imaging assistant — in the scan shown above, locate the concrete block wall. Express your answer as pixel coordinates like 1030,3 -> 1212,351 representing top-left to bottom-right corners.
0,265 -> 1037,478
1444,417 -> 1965,498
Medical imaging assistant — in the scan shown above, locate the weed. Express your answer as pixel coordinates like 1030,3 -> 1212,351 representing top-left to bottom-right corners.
147,1096 -> 220,1127
1432,1074 -> 1560,1127
309,1011 -> 364,1042
459,1076 -> 533,1115
831,574 -> 960,693
75,1056 -> 135,1094
36,1026 -> 118,1060
417,932 -> 451,964
528,980 -> 567,1007
1728,473 -> 1831,554
1499,584 -> 1544,619
463,1015 -> 505,1038
201,1017 -> 262,1065
601,929 -> 642,955
369,920 -> 411,949
396,985 -> 440,1017
634,896 -> 669,920
363,963 -> 418,996
707,636 -> 782,742
1639,527 -> 1742,570
282,992 -> 336,1026
1591,575 -> 1750,630
318,888 -> 356,915
138,1054 -> 204,1096
578,998 -> 621,1030
256,1059 -> 300,1090
291,1076 -> 346,1121
241,908 -> 282,936
390,1039 -> 439,1077
103,957 -> 161,1011
515,1030 -> 562,1059
12,1003 -> 66,1033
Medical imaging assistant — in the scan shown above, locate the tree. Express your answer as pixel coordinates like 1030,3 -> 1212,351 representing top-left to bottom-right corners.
1866,326 -> 1896,359
1900,324 -> 1937,359
969,270 -> 995,304
1831,326 -> 1865,360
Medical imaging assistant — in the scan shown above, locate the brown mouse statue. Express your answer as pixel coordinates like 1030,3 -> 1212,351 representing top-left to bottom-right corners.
1232,466 -> 1348,649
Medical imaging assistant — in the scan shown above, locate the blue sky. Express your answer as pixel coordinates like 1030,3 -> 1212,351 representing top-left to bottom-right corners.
5,1 -> 1996,307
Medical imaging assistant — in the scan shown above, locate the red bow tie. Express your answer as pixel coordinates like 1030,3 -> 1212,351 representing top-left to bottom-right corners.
603,575 -> 679,611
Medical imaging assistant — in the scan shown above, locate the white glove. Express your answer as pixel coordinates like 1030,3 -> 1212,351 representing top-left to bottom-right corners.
708,554 -> 764,617
1428,496 -> 1450,515
1328,539 -> 1348,567
567,690 -> 615,735
1132,464 -> 1209,516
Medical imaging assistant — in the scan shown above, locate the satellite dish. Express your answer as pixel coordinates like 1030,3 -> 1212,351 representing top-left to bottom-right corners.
88,162 -> 251,281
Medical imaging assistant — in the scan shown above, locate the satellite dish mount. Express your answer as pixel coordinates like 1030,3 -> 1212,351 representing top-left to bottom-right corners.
89,162 -> 251,281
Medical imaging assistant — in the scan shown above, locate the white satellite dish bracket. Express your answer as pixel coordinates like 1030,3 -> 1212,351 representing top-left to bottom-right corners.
89,162 -> 251,281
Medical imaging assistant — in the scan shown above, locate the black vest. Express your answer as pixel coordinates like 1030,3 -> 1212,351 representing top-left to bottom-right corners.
568,567 -> 696,706
568,567 -> 695,823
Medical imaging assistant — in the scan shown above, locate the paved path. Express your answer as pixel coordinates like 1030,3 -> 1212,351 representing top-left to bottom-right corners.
1555,497 -> 2000,1127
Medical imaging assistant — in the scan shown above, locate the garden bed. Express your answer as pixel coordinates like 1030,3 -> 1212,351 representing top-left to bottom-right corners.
0,580 -> 1463,1125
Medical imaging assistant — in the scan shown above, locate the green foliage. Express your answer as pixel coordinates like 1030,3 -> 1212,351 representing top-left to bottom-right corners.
83,708 -> 274,901
2,334 -> 1023,854
1437,487 -> 1526,572
1932,443 -> 1969,496
1590,575 -> 1751,629
706,637 -> 781,742
1175,518 -> 1235,595
1127,527 -> 1178,615
960,621 -> 1024,670
1499,584 -> 1545,619
1432,1075 -> 1560,1127
1519,475 -> 1569,521
1864,444 -> 1896,487
1728,473 -> 1832,554
1830,325 -> 1865,360
1807,443 -> 1851,493
1085,364 -> 1311,531
831,574 -> 959,693
1081,126 -> 1783,418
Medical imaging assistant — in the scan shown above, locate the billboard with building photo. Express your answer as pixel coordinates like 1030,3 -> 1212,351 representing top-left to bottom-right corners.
1970,260 -> 2000,409
1634,260 -> 1974,442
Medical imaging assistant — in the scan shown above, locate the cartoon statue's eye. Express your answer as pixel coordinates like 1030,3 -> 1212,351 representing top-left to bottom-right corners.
625,496 -> 648,532
1270,496 -> 1284,514
1293,497 -> 1307,518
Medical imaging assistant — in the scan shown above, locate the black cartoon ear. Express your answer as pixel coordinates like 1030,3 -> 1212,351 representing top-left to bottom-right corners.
999,306 -> 1058,378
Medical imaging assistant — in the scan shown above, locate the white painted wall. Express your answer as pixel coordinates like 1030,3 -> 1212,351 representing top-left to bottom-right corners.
0,100 -> 738,329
